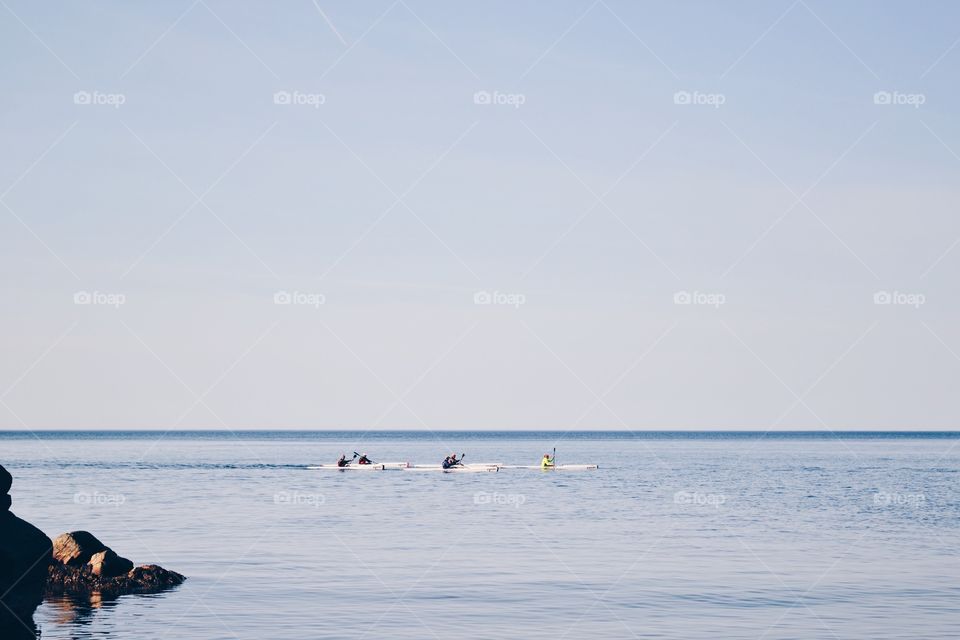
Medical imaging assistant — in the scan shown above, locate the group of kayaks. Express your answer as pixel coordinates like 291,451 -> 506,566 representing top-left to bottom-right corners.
307,451 -> 598,473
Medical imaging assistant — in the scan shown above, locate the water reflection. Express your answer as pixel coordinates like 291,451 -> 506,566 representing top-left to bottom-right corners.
45,592 -> 121,628
34,584 -> 180,639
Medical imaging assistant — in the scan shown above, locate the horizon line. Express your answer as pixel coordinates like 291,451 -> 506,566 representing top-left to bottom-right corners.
2,428 -> 959,433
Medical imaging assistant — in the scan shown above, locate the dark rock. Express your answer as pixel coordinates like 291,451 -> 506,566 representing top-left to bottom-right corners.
0,462 -> 186,622
0,465 -> 11,495
46,562 -> 185,598
0,464 -> 52,631
52,531 -> 107,567
0,464 -> 10,513
127,564 -> 186,590
47,530 -> 185,598
87,549 -> 134,577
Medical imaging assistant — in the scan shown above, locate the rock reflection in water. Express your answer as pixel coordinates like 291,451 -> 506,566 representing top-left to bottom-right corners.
46,592 -> 119,627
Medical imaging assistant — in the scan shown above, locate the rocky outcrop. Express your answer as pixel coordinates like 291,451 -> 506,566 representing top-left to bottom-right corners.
47,532 -> 184,597
46,562 -> 185,597
1,462 -> 185,636
52,530 -> 109,566
0,464 -> 53,632
0,465 -> 10,512
88,549 -> 134,577
51,531 -> 136,577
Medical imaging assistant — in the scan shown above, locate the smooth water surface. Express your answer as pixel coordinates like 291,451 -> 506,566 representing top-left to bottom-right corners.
3,432 -> 958,639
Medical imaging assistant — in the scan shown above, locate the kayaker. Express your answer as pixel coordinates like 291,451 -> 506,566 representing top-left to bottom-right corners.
541,452 -> 555,468
357,453 -> 372,465
336,454 -> 351,468
442,453 -> 461,469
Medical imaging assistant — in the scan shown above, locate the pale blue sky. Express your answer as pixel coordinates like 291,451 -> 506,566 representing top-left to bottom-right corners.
2,1 -> 959,429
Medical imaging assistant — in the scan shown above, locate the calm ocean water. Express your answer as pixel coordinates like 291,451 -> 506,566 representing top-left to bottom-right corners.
4,431 -> 959,639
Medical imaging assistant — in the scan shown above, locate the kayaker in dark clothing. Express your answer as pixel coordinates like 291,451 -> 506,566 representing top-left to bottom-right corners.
336,454 -> 351,468
441,453 -> 462,469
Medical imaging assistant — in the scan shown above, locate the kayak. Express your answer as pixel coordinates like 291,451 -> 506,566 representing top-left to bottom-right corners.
307,462 -> 410,471
403,465 -> 499,473
307,464 -> 386,470
498,464 -> 599,470
406,463 -> 500,470
305,462 -> 594,471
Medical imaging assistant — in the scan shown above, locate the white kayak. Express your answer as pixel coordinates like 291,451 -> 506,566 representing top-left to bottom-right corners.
403,465 -> 499,473
406,462 -> 500,469
307,462 -> 409,471
498,464 -> 599,470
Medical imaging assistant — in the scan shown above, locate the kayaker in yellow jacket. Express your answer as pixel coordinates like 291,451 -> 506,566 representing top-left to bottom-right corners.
541,453 -> 555,469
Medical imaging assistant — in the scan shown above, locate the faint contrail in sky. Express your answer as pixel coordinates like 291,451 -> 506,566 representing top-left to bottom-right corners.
312,1 -> 348,46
